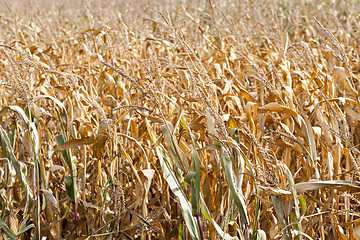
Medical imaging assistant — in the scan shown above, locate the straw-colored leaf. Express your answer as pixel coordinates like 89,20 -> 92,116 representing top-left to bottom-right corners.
259,102 -> 298,117
54,137 -> 96,152
295,180 -> 360,193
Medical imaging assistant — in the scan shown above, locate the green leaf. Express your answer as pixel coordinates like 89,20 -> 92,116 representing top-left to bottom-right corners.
8,119 -> 16,148
17,224 -> 35,237
181,116 -> 201,215
216,143 -> 249,225
65,176 -> 75,202
55,134 -> 71,166
0,126 -> 33,199
191,145 -> 201,216
183,171 -> 196,188
281,163 -> 302,238
161,123 -> 189,172
272,195 -> 291,240
178,224 -> 184,240
200,196 -> 234,240
147,119 -> 200,240
0,217 -> 17,240
298,196 -> 307,214
155,146 -> 200,240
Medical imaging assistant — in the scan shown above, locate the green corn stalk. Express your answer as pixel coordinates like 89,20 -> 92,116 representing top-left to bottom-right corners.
147,119 -> 201,240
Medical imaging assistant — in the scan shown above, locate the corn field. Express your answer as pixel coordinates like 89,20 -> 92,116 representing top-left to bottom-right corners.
1,0 -> 360,239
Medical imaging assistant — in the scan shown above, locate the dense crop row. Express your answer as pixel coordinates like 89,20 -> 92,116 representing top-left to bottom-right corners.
1,0 -> 360,239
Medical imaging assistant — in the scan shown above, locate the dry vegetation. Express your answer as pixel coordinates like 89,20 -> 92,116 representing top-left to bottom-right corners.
2,0 -> 360,239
